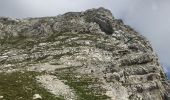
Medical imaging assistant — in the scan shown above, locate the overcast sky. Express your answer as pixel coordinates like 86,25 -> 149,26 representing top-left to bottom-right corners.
0,0 -> 169,78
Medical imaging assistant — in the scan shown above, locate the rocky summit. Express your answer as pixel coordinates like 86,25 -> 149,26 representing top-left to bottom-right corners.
0,7 -> 169,100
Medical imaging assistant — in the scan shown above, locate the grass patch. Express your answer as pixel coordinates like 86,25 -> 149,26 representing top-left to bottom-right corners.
55,70 -> 110,100
0,71 -> 64,100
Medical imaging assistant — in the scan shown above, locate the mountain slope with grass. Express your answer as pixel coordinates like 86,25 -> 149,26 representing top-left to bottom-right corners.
0,7 -> 169,100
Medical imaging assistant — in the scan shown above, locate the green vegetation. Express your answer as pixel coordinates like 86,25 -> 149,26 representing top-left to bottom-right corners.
0,35 -> 38,50
55,70 -> 110,100
0,71 -> 62,100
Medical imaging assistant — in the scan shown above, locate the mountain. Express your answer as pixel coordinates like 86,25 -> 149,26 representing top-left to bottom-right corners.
162,63 -> 170,80
0,7 -> 169,100
167,72 -> 170,79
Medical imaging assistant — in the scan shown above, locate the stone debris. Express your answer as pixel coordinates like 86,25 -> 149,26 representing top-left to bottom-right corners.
36,75 -> 76,100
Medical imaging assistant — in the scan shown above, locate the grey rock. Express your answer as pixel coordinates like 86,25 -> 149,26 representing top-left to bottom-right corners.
0,7 -> 169,100
33,94 -> 42,100
0,95 -> 3,99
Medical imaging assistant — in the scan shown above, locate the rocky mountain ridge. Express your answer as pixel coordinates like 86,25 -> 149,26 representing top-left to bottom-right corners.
0,7 -> 169,100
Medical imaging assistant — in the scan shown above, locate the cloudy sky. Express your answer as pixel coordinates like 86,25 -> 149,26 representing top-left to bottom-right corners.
0,0 -> 169,78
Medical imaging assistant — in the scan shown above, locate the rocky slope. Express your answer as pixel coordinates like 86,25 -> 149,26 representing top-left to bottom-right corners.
0,7 -> 169,100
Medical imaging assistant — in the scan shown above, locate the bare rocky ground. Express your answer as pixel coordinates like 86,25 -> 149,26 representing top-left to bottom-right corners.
0,7 -> 169,100
36,75 -> 76,100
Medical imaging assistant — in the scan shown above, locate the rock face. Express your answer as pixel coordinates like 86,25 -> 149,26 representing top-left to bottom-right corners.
0,7 -> 169,100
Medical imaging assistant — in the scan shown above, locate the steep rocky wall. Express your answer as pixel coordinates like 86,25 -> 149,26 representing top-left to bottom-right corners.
0,7 -> 169,100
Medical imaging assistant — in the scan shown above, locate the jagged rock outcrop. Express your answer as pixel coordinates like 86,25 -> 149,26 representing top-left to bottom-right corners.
0,7 -> 169,100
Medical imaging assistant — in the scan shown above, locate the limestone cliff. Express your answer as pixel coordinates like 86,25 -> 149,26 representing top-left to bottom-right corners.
0,7 -> 169,100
